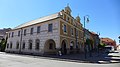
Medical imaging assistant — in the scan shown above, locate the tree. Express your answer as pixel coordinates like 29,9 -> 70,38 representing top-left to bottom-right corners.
0,38 -> 7,52
85,39 -> 93,57
98,42 -> 106,49
85,39 -> 93,49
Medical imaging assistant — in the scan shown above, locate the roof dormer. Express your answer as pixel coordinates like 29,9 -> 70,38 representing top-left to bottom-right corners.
76,16 -> 81,23
64,5 -> 71,15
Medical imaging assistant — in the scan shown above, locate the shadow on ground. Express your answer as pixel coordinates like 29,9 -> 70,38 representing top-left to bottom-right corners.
42,51 -> 120,64
5,50 -> 120,64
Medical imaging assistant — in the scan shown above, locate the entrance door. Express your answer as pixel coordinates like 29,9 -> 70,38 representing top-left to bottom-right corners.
61,40 -> 67,54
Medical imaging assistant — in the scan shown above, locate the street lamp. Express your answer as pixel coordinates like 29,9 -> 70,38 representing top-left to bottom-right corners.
83,15 -> 89,59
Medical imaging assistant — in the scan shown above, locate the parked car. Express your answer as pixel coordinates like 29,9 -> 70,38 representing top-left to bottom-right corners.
104,46 -> 113,53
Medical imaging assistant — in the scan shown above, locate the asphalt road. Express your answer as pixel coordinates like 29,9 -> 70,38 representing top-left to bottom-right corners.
0,50 -> 120,67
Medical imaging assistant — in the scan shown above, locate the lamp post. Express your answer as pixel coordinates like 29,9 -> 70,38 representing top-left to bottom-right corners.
83,15 -> 89,59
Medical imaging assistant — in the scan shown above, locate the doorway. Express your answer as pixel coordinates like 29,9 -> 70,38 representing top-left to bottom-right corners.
61,40 -> 67,54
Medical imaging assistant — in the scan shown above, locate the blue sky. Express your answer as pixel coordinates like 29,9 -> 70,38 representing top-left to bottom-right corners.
0,0 -> 120,44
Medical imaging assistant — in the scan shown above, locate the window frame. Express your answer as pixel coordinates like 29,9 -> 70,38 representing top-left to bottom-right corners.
71,28 -> 74,36
30,28 -> 34,35
24,29 -> 26,36
16,42 -> 19,49
35,39 -> 40,50
9,33 -> 11,38
22,42 -> 25,49
11,32 -> 14,37
10,42 -> 12,49
28,40 -> 32,50
76,30 -> 79,37
37,26 -> 40,33
48,23 -> 53,32
18,31 -> 20,36
63,24 -> 67,33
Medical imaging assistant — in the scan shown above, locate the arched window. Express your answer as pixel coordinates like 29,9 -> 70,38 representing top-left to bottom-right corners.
35,39 -> 40,50
70,41 -> 74,50
16,41 -> 19,49
28,40 -> 32,50
22,41 -> 25,49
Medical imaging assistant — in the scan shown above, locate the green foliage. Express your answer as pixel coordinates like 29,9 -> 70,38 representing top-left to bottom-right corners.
0,38 -> 7,52
98,42 -> 106,48
85,39 -> 93,50
85,39 -> 90,45
85,39 -> 93,45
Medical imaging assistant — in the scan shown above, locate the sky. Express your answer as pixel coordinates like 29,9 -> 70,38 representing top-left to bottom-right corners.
0,0 -> 120,44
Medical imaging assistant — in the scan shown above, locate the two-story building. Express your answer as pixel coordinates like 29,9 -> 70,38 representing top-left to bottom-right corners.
5,6 -> 84,55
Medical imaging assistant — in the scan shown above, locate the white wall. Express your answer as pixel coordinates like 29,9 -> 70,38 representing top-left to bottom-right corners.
5,18 -> 60,55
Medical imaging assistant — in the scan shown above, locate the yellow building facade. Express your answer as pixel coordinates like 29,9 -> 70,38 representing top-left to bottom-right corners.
59,6 -> 84,54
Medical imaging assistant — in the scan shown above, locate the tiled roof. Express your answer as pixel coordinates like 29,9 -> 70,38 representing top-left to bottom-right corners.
14,13 -> 59,29
101,38 -> 114,42
100,38 -> 116,46
90,31 -> 97,35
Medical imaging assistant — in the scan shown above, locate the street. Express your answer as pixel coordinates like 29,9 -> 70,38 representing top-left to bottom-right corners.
0,50 -> 120,67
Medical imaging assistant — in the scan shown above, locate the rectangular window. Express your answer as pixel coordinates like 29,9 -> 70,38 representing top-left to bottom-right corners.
48,24 -> 53,32
71,28 -> 73,35
24,29 -> 26,36
76,30 -> 78,37
16,43 -> 19,49
37,26 -> 40,33
10,43 -> 12,49
12,32 -> 14,37
30,28 -> 34,35
67,17 -> 69,22
22,43 -> 25,49
64,24 -> 67,33
18,31 -> 20,36
71,19 -> 73,23
9,33 -> 11,38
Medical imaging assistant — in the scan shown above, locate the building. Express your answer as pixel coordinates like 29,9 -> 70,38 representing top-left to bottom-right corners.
100,38 -> 116,50
5,6 -> 84,55
84,29 -> 100,52
90,32 -> 100,50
